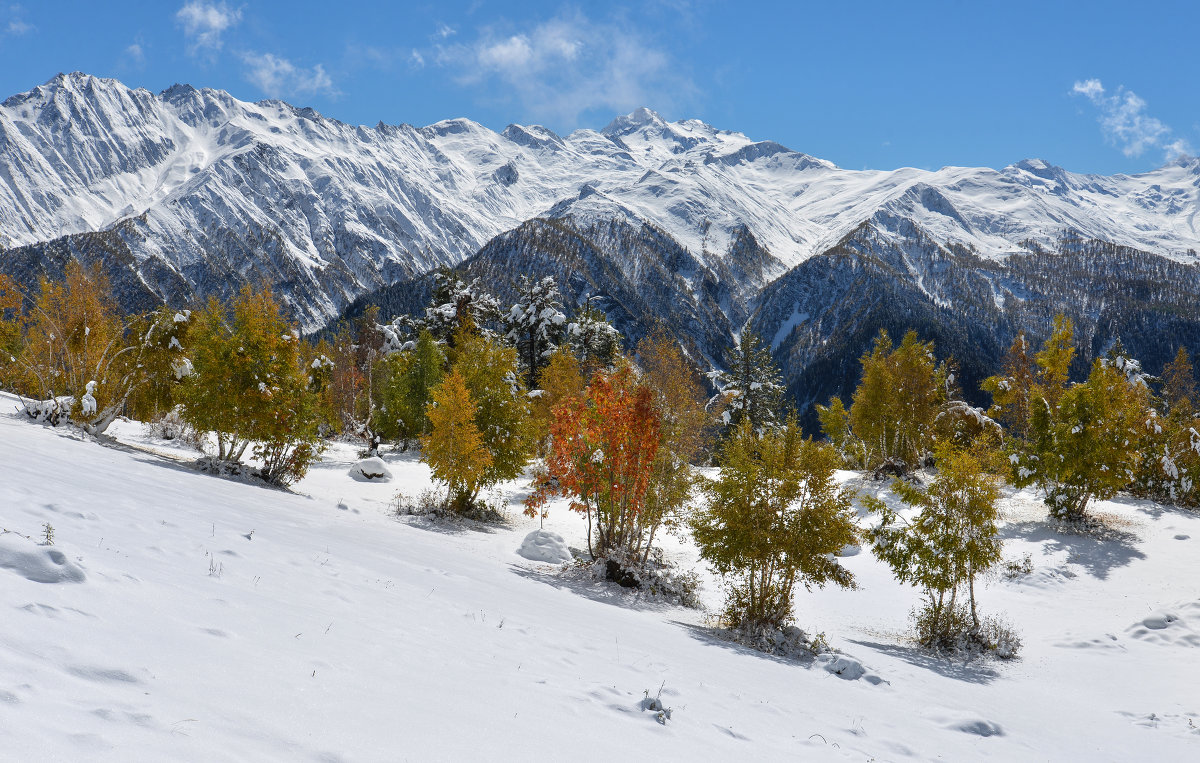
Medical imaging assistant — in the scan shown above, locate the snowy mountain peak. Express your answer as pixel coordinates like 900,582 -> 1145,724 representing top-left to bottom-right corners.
1169,154 -> 1200,173
601,106 -> 667,136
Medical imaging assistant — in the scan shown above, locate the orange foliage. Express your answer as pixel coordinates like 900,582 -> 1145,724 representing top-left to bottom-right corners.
525,365 -> 661,558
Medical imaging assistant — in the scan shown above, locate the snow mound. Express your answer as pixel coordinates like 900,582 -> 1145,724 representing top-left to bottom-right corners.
0,535 -> 86,584
1126,601 -> 1200,647
516,529 -> 573,564
820,654 -> 867,680
349,457 -> 393,482
815,652 -> 885,684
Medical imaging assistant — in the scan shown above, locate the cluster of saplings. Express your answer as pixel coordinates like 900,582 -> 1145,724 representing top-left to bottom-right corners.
2,265 -> 1196,659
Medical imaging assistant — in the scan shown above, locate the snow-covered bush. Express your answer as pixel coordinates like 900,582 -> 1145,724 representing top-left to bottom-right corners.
22,395 -> 76,426
564,548 -> 702,609
145,405 -> 204,449
389,487 -> 506,524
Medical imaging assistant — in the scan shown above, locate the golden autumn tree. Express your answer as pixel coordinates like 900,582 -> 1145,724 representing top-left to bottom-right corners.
525,365 -> 661,561
16,262 -> 126,406
422,369 -> 492,512
0,272 -> 21,387
635,331 -> 711,564
981,331 -> 1038,442
179,287 -> 324,486
528,347 -> 585,455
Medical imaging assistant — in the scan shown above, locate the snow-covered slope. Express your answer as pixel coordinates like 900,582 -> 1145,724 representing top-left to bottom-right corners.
3,396 -> 1200,760
1,73 -> 1198,329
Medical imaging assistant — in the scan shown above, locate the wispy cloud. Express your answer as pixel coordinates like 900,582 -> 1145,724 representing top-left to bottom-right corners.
1072,78 -> 1192,161
3,4 -> 34,36
176,1 -> 241,60
430,11 -> 694,126
120,41 -> 147,70
242,52 -> 336,99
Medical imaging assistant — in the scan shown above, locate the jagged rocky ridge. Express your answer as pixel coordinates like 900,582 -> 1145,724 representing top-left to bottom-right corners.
2,72 -> 1200,418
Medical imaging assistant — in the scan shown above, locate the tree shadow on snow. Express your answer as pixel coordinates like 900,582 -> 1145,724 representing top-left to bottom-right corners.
1104,494 -> 1197,523
673,622 -> 819,668
998,519 -> 1145,580
508,564 -> 684,614
846,639 -> 1000,685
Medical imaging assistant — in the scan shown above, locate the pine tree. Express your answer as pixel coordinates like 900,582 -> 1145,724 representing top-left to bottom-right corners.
529,348 -> 584,455
1021,358 -> 1150,520
566,301 -> 621,377
1035,314 -> 1075,409
0,272 -> 20,387
449,328 -> 534,489
125,306 -> 194,422
422,369 -> 492,512
710,331 -> 784,434
422,270 -> 501,345
1161,346 -> 1196,416
867,443 -> 1006,651
505,276 -> 566,389
692,417 -> 858,631
816,396 -> 864,467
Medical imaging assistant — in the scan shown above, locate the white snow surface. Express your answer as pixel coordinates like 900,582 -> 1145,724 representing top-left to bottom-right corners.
2,74 -> 1199,328
1,394 -> 1199,760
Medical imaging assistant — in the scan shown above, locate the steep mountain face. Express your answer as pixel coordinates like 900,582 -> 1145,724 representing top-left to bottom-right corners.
752,221 -> 1200,423
2,73 -> 1199,333
350,213 -> 775,369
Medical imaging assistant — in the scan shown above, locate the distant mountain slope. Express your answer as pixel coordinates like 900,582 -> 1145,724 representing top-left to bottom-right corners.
2,73 -> 1198,330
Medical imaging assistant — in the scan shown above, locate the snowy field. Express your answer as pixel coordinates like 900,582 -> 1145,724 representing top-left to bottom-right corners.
1,394 -> 1198,761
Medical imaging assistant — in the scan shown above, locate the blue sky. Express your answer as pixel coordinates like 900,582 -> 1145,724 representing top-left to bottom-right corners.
0,1 -> 1195,174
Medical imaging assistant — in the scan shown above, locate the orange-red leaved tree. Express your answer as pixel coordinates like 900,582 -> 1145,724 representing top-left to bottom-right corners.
525,365 -> 661,559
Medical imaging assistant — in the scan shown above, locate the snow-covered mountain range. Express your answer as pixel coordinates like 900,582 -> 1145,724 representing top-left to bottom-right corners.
2,72 -> 1199,415
2,73 -> 1198,330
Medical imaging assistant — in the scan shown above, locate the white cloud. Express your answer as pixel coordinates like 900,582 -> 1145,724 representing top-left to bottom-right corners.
409,49 -> 426,69
176,1 -> 241,59
434,23 -> 456,40
123,42 -> 146,67
432,11 -> 693,126
242,52 -> 336,99
3,4 -> 33,35
1072,78 -> 1193,161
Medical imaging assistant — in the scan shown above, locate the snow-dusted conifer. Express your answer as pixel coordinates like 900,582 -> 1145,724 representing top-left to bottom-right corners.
373,329 -> 446,443
709,332 -> 783,435
422,270 -> 501,345
566,300 -> 621,377
505,276 -> 566,389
